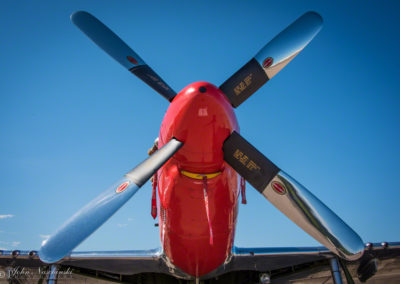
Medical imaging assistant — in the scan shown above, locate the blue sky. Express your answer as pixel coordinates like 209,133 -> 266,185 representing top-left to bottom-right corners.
1,0 -> 399,252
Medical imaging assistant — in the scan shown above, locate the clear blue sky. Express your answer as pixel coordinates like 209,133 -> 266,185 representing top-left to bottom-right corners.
1,0 -> 399,252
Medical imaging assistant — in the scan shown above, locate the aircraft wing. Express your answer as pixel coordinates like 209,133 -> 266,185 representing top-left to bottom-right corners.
205,242 -> 400,282
0,248 -> 191,280
1,242 -> 399,282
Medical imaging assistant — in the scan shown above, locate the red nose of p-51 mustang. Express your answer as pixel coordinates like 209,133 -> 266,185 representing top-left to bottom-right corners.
157,82 -> 240,277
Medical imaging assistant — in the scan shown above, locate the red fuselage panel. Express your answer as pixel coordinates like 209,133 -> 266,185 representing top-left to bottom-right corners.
157,82 -> 239,276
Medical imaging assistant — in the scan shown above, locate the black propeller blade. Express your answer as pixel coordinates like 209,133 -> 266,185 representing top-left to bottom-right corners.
220,11 -> 322,108
71,11 -> 176,101
223,131 -> 364,261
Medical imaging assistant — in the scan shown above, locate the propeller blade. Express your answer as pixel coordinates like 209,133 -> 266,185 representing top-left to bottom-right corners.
223,131 -> 364,261
71,11 -> 176,101
219,11 -> 323,108
39,138 -> 182,263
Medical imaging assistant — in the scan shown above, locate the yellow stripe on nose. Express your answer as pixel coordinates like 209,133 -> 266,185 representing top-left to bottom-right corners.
181,170 -> 221,180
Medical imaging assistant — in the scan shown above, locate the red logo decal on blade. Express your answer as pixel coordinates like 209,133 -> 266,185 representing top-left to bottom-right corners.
116,181 -> 130,193
262,57 -> 273,68
271,181 -> 286,195
127,56 -> 138,65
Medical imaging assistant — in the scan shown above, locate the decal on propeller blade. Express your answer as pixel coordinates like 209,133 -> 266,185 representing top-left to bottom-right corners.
127,56 -> 138,65
262,57 -> 273,69
271,181 -> 286,195
233,149 -> 261,171
116,181 -> 130,193
233,74 -> 253,96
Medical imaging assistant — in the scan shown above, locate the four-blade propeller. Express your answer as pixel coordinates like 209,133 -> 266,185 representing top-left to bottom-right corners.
40,11 -> 364,265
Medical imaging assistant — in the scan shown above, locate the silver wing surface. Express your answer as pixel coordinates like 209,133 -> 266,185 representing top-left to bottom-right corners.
1,242 -> 399,283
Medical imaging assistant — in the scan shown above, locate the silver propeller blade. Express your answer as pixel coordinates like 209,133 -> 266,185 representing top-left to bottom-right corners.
223,131 -> 364,261
219,11 -> 322,108
39,138 -> 182,263
71,11 -> 176,101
